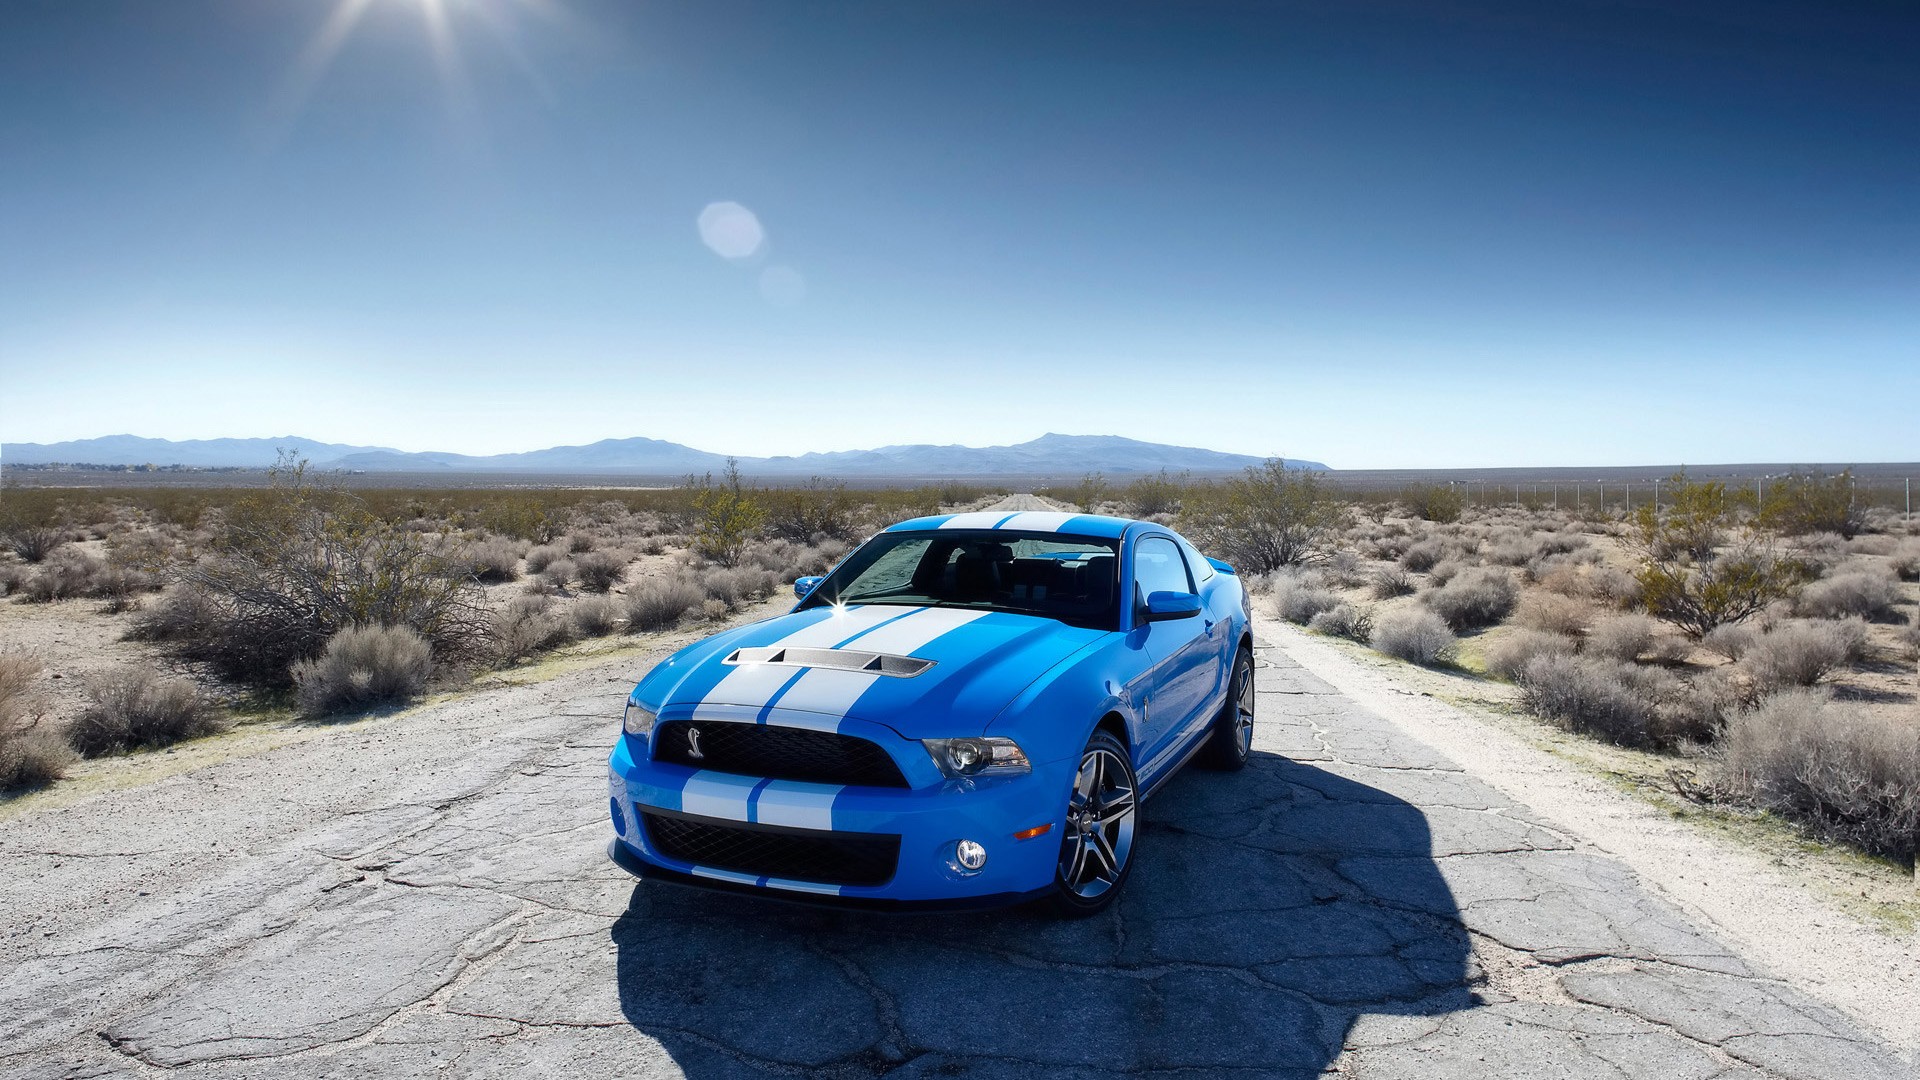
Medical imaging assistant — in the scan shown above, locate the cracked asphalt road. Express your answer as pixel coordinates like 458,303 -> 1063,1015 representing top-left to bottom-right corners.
1,634 -> 1912,1079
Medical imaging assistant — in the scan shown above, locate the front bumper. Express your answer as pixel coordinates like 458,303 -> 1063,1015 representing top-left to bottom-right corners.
607,730 -> 1071,907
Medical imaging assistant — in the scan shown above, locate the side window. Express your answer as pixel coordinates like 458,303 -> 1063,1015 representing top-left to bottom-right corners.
1178,536 -> 1215,582
1133,536 -> 1192,604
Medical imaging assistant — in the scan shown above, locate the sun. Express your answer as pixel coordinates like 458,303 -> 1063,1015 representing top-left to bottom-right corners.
265,0 -> 565,142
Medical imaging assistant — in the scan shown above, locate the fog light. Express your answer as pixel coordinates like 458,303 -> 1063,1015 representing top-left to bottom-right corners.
951,839 -> 988,874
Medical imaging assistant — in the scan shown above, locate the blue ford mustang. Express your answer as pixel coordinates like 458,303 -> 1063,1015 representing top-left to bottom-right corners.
606,511 -> 1253,915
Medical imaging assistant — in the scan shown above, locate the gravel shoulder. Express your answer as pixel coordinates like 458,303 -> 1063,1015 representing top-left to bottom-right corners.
1259,614 -> 1920,1052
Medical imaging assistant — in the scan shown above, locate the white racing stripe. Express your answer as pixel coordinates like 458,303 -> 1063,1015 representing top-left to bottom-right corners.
995,510 -> 1077,532
753,781 -> 844,830
692,604 -> 905,713
772,607 -> 992,718
678,770 -> 761,820
937,511 -> 1008,529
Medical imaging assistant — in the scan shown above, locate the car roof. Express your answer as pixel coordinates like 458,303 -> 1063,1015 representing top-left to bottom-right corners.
883,511 -> 1146,540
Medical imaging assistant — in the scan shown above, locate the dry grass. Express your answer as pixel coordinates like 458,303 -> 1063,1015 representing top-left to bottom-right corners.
291,625 -> 434,716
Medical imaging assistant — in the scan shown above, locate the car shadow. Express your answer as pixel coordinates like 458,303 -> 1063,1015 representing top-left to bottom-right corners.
610,749 -> 1469,1076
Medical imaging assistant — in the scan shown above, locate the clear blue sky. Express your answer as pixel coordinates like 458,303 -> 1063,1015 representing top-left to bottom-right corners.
1,0 -> 1914,468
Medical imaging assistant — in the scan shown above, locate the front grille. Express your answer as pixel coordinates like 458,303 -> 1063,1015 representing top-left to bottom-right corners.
640,810 -> 899,887
654,720 -> 909,788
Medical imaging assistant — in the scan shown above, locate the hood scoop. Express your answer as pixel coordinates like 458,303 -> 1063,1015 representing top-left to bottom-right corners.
724,646 -> 934,678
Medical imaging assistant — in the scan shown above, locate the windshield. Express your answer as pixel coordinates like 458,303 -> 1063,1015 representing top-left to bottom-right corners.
799,530 -> 1121,630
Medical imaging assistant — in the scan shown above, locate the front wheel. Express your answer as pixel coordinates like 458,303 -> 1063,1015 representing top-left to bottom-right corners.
1201,646 -> 1254,770
1049,730 -> 1138,917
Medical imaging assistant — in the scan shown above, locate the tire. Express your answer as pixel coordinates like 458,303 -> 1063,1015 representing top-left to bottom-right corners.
1201,646 -> 1255,771
1049,730 -> 1139,917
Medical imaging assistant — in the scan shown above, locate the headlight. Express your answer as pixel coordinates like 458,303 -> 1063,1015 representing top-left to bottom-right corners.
923,737 -> 1030,778
623,701 -> 657,737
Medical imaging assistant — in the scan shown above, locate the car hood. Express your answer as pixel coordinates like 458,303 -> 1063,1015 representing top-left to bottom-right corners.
645,603 -> 1110,739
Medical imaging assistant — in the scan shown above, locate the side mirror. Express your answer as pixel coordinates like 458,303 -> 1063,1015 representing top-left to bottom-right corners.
1143,590 -> 1202,622
794,576 -> 825,600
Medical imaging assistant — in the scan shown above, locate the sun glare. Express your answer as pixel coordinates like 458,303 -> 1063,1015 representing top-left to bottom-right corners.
266,0 -> 563,143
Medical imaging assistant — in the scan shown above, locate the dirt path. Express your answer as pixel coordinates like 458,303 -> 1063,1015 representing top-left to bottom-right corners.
1,621 -> 1914,1077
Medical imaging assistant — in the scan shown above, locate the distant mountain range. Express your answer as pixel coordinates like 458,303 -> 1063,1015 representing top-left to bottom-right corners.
2,433 -> 1326,477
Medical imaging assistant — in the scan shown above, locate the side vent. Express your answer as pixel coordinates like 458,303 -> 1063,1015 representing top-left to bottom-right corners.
724,646 -> 934,678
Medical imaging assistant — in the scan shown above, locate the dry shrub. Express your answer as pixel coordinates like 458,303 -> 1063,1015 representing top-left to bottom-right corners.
639,537 -> 667,556
700,566 -> 779,609
1271,570 -> 1339,625
67,667 -> 228,756
1371,608 -> 1457,666
1720,689 -> 1918,858
566,533 -> 596,554
1426,559 -> 1467,586
1485,628 -> 1576,681
1846,535 -> 1896,557
1307,603 -> 1373,643
569,595 -> 628,637
1517,593 -> 1590,636
1369,567 -> 1415,599
492,595 -> 571,662
1889,540 -> 1920,582
0,563 -> 28,597
292,625 -> 433,716
1325,551 -> 1365,588
457,536 -> 524,584
1586,614 -> 1656,662
164,466 -> 486,687
1423,567 -> 1518,630
1896,614 -> 1920,660
1743,620 -> 1855,690
525,544 -> 567,575
625,577 -> 705,632
1,652 -> 73,791
539,558 -> 577,590
20,550 -> 104,602
574,551 -> 628,593
1,523 -> 65,563
1400,539 -> 1446,573
1703,621 -> 1759,662
1648,633 -> 1695,664
701,597 -> 731,621
1794,570 -> 1901,622
1518,654 -> 1674,747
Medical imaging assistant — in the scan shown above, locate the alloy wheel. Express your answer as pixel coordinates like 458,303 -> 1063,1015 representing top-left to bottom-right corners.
1058,745 -> 1136,899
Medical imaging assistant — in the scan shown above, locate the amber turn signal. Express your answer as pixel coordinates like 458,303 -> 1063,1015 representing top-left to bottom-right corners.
1012,823 -> 1053,840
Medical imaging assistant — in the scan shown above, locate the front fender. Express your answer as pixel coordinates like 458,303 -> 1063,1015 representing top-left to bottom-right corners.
985,627 -> 1154,769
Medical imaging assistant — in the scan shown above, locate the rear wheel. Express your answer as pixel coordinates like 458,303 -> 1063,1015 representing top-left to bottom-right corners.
1049,730 -> 1137,917
1202,646 -> 1254,770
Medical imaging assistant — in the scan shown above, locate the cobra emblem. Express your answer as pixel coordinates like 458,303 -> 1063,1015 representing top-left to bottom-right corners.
685,726 -> 704,760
